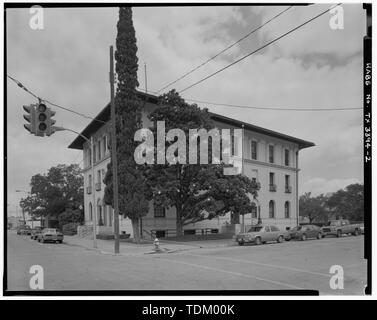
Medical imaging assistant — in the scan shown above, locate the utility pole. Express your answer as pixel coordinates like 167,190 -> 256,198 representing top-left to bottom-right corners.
91,136 -> 98,248
110,45 -> 120,254
241,124 -> 245,233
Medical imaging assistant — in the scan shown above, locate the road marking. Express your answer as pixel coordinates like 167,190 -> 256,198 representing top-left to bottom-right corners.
159,256 -> 305,290
181,252 -> 330,278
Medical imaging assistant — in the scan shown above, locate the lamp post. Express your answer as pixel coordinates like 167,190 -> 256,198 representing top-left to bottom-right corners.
54,127 -> 97,248
15,189 -> 29,225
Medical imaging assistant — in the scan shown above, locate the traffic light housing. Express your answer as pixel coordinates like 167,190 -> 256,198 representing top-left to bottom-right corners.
35,102 -> 48,136
23,104 -> 37,134
23,102 -> 60,137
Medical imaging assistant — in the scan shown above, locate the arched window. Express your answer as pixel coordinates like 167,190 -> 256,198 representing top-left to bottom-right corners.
284,201 -> 290,219
89,203 -> 93,221
97,199 -> 103,226
108,206 -> 113,227
103,205 -> 107,226
251,202 -> 257,218
269,200 -> 275,218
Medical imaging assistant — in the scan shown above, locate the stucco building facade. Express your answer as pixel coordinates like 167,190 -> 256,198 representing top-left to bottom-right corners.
69,93 -> 314,238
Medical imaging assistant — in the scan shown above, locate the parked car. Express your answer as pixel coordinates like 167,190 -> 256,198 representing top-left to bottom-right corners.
16,225 -> 31,235
236,225 -> 289,246
31,226 -> 43,240
37,228 -> 64,243
288,224 -> 323,241
321,219 -> 362,237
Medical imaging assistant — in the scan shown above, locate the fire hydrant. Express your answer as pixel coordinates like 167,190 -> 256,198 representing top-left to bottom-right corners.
154,238 -> 160,252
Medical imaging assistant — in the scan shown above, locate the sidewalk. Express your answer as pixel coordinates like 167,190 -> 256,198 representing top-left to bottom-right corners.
63,235 -> 236,256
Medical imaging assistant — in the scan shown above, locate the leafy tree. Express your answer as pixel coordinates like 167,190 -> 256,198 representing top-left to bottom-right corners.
58,208 -> 84,227
20,164 -> 83,224
142,90 -> 260,236
299,192 -> 328,223
103,7 -> 149,243
326,183 -> 364,221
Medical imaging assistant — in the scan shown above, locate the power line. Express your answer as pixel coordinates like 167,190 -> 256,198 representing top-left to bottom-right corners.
157,5 -> 294,93
184,98 -> 362,111
7,75 -> 106,124
179,3 -> 341,94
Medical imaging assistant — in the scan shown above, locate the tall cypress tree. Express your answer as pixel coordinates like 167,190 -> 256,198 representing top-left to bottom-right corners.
104,7 -> 148,243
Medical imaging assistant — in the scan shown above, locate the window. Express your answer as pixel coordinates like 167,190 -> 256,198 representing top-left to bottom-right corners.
251,204 -> 257,218
103,205 -> 107,226
154,203 -> 166,218
88,174 -> 92,187
102,135 -> 107,156
231,134 -> 239,156
285,175 -> 290,188
284,201 -> 290,218
271,226 -> 279,231
269,172 -> 275,185
264,226 -> 271,232
97,170 -> 101,184
97,140 -> 101,161
155,230 -> 165,238
269,200 -> 275,218
285,175 -> 291,193
269,145 -> 274,163
89,203 -> 93,221
108,207 -> 113,227
93,144 -> 96,163
285,149 -> 290,166
251,140 -> 257,160
87,148 -> 92,166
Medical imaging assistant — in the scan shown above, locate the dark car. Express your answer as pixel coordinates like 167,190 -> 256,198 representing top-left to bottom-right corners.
37,228 -> 64,243
288,224 -> 323,241
16,225 -> 31,235
31,226 -> 43,240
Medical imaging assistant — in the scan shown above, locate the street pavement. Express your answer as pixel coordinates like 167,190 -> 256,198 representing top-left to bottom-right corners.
6,231 -> 367,295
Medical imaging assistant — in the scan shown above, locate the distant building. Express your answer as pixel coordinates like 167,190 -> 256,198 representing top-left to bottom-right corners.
69,92 -> 314,238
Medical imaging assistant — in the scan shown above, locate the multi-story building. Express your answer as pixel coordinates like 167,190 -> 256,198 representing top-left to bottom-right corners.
68,92 -> 314,238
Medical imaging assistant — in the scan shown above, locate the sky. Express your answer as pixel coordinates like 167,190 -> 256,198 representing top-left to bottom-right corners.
6,3 -> 365,217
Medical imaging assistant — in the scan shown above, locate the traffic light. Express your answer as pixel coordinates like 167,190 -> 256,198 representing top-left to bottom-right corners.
23,102 -> 61,137
35,102 -> 48,136
23,104 -> 37,134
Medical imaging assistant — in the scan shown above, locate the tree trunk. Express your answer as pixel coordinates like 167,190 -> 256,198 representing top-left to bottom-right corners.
176,206 -> 183,237
131,218 -> 140,243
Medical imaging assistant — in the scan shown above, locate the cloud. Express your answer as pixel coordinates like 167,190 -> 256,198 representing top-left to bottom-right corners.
301,177 -> 362,196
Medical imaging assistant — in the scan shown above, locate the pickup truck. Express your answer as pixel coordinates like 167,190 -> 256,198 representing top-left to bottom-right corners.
321,219 -> 362,238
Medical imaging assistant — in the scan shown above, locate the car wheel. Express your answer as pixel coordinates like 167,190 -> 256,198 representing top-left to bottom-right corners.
255,237 -> 262,245
277,235 -> 284,243
317,233 -> 322,239
301,234 -> 307,241
42,238 -> 46,243
354,229 -> 359,236
238,241 -> 244,246
37,238 -> 40,242
337,230 -> 342,238
59,240 -> 63,244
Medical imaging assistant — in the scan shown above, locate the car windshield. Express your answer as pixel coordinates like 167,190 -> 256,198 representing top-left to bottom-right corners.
44,229 -> 57,233
328,221 -> 341,226
248,226 -> 263,232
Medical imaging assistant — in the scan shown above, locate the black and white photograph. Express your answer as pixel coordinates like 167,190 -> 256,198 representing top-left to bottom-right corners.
3,1 -> 372,299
